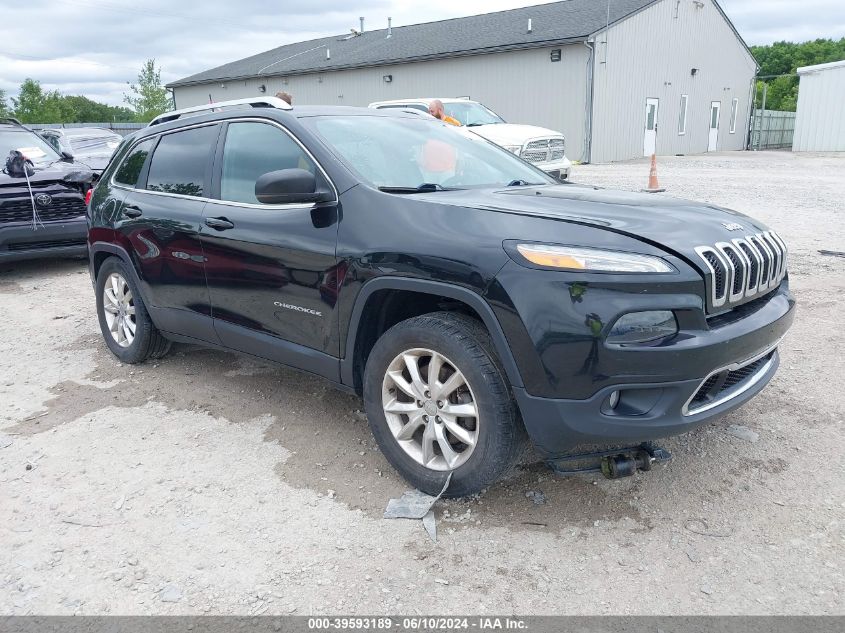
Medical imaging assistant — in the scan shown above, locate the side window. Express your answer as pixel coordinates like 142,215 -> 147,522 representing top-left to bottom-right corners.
219,122 -> 317,205
114,139 -> 155,187
146,125 -> 218,197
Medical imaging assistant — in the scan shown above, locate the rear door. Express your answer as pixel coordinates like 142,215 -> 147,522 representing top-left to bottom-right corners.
117,124 -> 220,341
200,118 -> 341,369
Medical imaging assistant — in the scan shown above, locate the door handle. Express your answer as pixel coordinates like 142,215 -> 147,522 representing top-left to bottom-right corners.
205,217 -> 235,230
123,204 -> 142,218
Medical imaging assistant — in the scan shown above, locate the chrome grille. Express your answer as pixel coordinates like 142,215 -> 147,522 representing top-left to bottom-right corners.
694,231 -> 787,312
520,137 -> 565,165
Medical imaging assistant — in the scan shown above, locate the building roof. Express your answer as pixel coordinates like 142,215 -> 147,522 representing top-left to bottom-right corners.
168,0 -> 658,88
797,59 -> 845,75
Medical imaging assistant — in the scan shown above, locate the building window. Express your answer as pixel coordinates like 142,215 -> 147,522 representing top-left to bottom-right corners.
729,98 -> 739,134
678,95 -> 688,135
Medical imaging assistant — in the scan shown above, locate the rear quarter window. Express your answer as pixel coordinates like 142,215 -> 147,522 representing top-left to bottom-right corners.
114,139 -> 155,187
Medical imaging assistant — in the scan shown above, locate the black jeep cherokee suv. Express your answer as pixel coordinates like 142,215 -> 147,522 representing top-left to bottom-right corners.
1,118 -> 93,262
88,98 -> 795,496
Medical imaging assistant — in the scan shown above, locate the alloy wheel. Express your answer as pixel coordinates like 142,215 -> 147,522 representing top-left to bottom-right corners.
381,348 -> 479,471
102,272 -> 136,348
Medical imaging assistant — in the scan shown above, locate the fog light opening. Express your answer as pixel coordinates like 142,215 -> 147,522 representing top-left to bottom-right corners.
608,390 -> 620,410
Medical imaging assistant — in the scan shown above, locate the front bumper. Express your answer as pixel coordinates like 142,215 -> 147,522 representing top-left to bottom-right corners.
0,218 -> 88,262
534,157 -> 572,180
492,265 -> 795,455
515,345 -> 781,456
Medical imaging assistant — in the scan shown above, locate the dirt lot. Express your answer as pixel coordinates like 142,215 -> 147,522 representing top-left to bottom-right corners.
1,151 -> 843,616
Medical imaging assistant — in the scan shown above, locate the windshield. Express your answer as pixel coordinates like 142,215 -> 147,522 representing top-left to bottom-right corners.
0,129 -> 61,167
308,115 -> 553,190
66,132 -> 122,155
443,102 -> 505,126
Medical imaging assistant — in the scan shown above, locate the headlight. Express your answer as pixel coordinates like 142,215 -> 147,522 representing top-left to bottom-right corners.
515,244 -> 675,273
503,145 -> 522,155
607,311 -> 678,344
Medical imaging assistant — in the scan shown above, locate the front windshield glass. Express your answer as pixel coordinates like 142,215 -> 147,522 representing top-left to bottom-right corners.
309,115 -> 553,190
0,129 -> 61,167
443,102 -> 505,126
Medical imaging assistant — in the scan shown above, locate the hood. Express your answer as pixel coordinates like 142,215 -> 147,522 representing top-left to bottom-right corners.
1,159 -> 95,188
71,152 -> 111,172
414,184 -> 770,268
469,123 -> 564,147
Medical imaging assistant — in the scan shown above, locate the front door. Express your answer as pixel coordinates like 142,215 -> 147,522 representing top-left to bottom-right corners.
708,101 -> 721,151
643,98 -> 659,156
199,119 -> 340,369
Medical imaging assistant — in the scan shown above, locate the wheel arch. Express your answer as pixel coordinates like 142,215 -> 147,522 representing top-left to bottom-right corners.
90,242 -> 150,306
341,277 -> 524,395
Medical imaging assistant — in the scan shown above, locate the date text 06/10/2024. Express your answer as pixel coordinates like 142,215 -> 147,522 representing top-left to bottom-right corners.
307,617 -> 528,630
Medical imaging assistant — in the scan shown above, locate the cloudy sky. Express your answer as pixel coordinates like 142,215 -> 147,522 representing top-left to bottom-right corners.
1,0 -> 843,107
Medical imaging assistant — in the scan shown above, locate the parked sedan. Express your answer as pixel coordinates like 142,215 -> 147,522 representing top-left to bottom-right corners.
37,127 -> 122,176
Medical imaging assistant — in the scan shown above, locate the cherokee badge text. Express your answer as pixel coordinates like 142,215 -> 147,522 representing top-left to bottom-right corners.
274,301 -> 323,317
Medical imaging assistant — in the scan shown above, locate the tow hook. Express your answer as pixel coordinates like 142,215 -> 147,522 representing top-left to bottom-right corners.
601,446 -> 672,479
547,443 -> 672,478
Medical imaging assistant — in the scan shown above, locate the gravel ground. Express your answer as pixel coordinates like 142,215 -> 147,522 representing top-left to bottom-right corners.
1,150 -> 843,616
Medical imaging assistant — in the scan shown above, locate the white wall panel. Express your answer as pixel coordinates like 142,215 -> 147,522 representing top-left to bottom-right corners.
793,62 -> 845,152
590,0 -> 756,162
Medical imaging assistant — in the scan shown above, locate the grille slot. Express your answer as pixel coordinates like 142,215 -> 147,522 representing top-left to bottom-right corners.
695,231 -> 787,312
702,251 -> 726,301
750,236 -> 772,286
722,245 -> 744,296
738,241 -> 760,291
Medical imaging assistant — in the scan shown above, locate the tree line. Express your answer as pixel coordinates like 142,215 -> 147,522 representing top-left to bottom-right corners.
0,59 -> 172,124
751,37 -> 845,111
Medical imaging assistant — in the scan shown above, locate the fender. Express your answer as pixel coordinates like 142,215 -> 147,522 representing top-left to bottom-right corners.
89,240 -> 220,346
340,277 -> 524,390
89,241 -> 142,292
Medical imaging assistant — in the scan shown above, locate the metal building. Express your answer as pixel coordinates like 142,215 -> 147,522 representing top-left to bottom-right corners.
168,0 -> 756,163
792,60 -> 845,152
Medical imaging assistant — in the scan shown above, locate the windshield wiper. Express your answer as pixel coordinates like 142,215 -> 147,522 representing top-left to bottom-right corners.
378,183 -> 458,194
506,179 -> 544,187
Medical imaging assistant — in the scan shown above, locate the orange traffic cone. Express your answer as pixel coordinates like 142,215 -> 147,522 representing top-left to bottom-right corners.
641,153 -> 665,193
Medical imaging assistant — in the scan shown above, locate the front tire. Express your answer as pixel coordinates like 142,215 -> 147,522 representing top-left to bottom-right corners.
95,257 -> 171,364
363,312 -> 525,497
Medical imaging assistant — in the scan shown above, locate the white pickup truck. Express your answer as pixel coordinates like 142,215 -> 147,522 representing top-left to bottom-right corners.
368,98 -> 572,180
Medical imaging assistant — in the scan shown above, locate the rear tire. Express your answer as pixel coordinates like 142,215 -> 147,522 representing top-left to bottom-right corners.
363,312 -> 526,497
95,257 -> 171,364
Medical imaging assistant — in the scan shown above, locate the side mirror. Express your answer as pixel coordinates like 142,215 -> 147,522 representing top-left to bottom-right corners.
254,169 -> 332,205
60,150 -> 75,161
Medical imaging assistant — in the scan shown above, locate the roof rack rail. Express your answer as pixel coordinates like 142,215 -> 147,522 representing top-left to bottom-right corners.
148,97 -> 292,127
